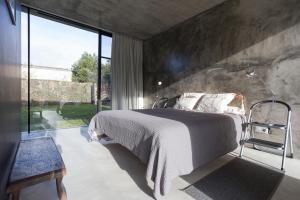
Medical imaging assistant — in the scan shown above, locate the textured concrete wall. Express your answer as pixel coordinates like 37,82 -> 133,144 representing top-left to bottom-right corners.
0,0 -> 21,199
143,0 -> 300,157
21,79 -> 95,103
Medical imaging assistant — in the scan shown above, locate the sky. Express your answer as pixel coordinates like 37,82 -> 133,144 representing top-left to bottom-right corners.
21,12 -> 112,70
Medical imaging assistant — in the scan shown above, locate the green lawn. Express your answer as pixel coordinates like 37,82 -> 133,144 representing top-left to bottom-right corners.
21,103 -> 111,132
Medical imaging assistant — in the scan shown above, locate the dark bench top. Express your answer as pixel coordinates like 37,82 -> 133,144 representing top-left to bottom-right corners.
7,137 -> 66,192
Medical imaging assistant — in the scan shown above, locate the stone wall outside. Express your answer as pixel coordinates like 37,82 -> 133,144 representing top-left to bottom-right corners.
21,79 -> 96,103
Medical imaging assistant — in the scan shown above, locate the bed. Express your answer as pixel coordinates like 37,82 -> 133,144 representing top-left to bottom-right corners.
88,99 -> 245,199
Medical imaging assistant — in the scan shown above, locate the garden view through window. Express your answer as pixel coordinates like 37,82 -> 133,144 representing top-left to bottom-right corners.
21,9 -> 112,132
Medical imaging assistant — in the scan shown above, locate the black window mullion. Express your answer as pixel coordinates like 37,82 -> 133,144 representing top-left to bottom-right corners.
98,37 -> 112,112
27,7 -> 31,133
97,32 -> 102,112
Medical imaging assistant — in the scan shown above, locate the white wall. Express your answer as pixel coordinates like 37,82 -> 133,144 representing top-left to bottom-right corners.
22,65 -> 72,82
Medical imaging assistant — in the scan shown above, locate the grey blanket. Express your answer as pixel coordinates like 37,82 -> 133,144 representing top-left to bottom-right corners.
88,109 -> 244,199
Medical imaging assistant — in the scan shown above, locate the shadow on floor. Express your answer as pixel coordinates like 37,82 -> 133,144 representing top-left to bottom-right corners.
181,154 -> 300,200
103,143 -> 154,198
79,127 -> 154,197
184,158 -> 284,200
80,126 -> 90,142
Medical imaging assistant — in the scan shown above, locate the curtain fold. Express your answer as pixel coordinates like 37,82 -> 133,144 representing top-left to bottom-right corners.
111,33 -> 143,110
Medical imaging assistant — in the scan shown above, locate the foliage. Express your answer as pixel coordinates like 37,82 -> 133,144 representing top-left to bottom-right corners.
101,59 -> 111,85
72,52 -> 98,83
71,52 -> 111,84
21,104 -> 111,131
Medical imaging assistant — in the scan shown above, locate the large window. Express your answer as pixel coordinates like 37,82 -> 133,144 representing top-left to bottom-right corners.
100,35 -> 112,110
21,7 -> 112,132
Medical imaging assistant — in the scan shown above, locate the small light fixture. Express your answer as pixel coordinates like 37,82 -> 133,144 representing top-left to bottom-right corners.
246,68 -> 256,78
155,81 -> 162,99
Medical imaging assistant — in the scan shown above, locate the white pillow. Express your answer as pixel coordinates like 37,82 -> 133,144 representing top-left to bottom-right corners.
174,93 -> 204,110
195,93 -> 236,113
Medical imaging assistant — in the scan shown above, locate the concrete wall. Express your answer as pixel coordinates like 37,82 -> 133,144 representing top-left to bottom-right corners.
0,0 -> 21,199
21,0 -> 227,40
21,79 -> 95,103
143,0 -> 300,157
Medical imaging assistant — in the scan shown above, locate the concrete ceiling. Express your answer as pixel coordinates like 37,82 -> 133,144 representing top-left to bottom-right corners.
21,0 -> 227,40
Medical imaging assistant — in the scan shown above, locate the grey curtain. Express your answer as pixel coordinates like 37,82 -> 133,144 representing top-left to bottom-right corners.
111,33 -> 143,110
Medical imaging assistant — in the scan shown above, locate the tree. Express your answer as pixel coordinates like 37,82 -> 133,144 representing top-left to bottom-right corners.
101,59 -> 111,85
72,52 -> 98,83
72,52 -> 111,84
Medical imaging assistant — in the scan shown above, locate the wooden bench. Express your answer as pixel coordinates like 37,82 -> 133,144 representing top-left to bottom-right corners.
7,137 -> 67,200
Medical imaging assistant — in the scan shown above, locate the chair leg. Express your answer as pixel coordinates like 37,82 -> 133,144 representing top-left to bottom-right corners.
56,177 -> 67,200
289,124 -> 294,158
11,190 -> 20,200
239,144 -> 244,157
240,123 -> 250,157
281,125 -> 290,171
239,133 -> 244,157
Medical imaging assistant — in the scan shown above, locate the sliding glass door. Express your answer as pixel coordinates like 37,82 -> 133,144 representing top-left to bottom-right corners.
100,35 -> 112,111
21,7 -> 112,132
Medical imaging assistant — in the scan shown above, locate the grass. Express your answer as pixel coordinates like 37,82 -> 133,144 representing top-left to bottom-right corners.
21,103 -> 111,132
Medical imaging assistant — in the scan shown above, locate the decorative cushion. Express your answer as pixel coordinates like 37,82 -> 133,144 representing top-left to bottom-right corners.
174,93 -> 204,110
225,94 -> 246,114
228,94 -> 243,108
195,93 -> 236,113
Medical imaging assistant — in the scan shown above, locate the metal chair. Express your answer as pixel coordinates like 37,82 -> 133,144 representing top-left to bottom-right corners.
152,97 -> 169,109
239,100 -> 294,171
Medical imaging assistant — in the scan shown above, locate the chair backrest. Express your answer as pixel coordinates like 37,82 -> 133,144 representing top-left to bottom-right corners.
152,97 -> 169,109
250,100 -> 291,111
248,100 -> 292,124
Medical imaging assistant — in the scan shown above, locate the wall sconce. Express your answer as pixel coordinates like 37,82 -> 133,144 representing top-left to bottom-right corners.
152,81 -> 165,109
246,68 -> 256,78
156,81 -> 162,98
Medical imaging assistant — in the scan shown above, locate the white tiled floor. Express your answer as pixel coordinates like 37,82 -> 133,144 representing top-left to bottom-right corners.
19,127 -> 300,200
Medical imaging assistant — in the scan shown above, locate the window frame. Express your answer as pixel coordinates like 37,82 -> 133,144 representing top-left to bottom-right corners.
21,5 -> 112,132
99,35 -> 112,111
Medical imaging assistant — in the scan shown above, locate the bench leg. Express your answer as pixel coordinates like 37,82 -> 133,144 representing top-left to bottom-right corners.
11,190 -> 20,200
56,177 -> 67,200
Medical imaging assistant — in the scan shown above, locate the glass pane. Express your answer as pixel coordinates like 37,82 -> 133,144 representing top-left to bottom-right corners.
21,11 -> 28,132
101,35 -> 112,58
100,58 -> 111,110
29,14 -> 98,131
